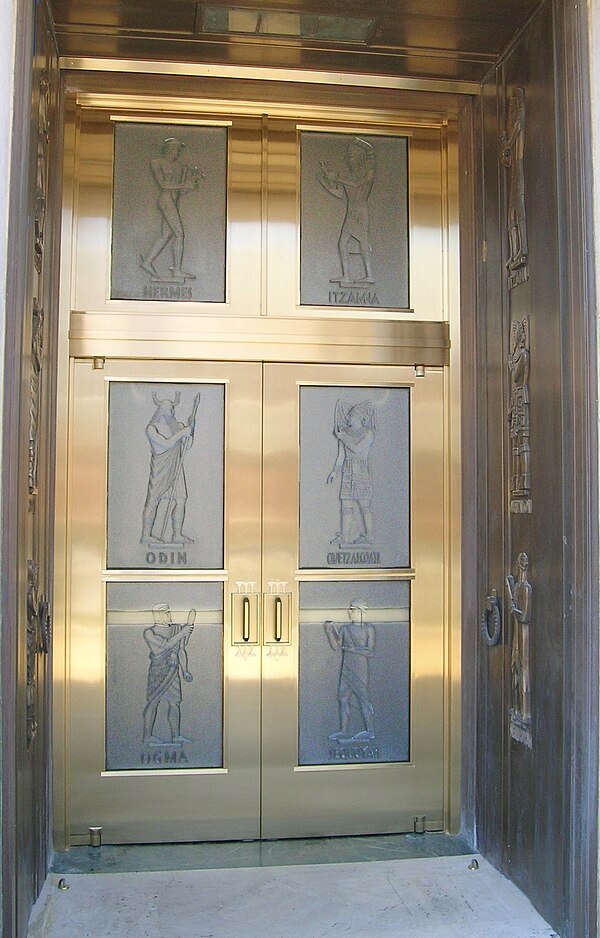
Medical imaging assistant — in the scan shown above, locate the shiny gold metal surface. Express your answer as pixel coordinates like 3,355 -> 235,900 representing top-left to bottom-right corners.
49,0 -> 540,84
54,84 -> 461,845
60,57 -> 481,95
65,358 -> 263,845
65,92 -> 455,328
261,363 -> 447,837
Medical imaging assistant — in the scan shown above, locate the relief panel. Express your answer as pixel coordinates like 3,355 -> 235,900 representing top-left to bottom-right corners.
299,385 -> 410,569
111,123 -> 227,302
298,580 -> 410,765
107,382 -> 225,570
300,132 -> 409,309
500,89 -> 529,290
106,581 -> 223,771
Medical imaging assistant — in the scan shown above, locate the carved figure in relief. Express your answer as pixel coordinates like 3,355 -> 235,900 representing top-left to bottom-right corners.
500,88 -> 529,273
28,302 -> 43,495
141,391 -> 201,546
139,137 -> 204,283
328,400 -> 376,547
325,600 -> 376,742
142,603 -> 195,746
506,552 -> 532,726
508,318 -> 530,498
317,137 -> 376,287
34,72 -> 50,274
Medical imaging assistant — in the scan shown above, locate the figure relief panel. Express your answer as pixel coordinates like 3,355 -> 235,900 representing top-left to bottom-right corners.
508,317 -> 531,513
107,382 -> 225,570
300,132 -> 409,309
500,88 -> 529,290
299,581 -> 410,766
105,582 -> 223,771
299,385 -> 410,570
111,123 -> 227,302
506,553 -> 532,748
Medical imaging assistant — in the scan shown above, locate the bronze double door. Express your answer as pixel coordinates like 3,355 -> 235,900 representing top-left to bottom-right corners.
64,356 -> 446,845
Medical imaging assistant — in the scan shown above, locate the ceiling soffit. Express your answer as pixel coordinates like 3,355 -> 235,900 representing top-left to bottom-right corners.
49,1 -> 542,83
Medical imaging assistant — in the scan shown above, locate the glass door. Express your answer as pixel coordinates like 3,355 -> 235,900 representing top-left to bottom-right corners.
261,363 -> 446,837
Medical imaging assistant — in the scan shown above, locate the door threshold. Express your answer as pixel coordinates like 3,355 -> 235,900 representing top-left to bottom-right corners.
51,832 -> 472,875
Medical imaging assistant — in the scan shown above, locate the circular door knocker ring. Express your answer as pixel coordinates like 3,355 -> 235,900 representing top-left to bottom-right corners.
481,591 -> 502,646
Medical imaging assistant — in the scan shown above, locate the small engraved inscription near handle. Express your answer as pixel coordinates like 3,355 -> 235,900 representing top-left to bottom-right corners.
274,596 -> 283,643
481,590 -> 502,646
242,596 -> 251,643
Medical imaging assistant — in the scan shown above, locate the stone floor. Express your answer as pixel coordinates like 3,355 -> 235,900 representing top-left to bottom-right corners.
29,837 -> 558,938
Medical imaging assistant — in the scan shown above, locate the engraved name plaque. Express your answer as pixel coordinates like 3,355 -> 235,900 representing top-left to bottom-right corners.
300,132 -> 409,309
299,385 -> 410,570
107,382 -> 225,570
111,123 -> 227,302
106,582 -> 223,771
299,580 -> 410,766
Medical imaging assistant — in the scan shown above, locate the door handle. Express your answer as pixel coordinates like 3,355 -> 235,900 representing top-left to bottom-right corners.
481,589 -> 501,646
231,590 -> 259,645
263,590 -> 290,645
242,596 -> 251,643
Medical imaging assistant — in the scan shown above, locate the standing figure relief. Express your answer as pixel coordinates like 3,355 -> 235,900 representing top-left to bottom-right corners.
139,137 -> 205,284
500,88 -> 529,282
508,318 -> 531,501
327,399 -> 377,548
324,600 -> 376,744
317,136 -> 376,287
506,552 -> 533,744
143,603 -> 196,747
141,391 -> 201,547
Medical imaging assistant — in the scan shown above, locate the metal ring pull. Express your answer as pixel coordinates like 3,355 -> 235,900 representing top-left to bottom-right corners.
274,596 -> 283,642
481,590 -> 501,646
242,595 -> 251,643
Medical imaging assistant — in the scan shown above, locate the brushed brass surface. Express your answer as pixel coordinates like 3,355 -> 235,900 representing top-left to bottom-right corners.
66,92 -> 455,330
49,0 -> 540,83
55,84 -> 461,844
261,363 -> 448,837
65,358 -> 263,844
61,57 -> 481,95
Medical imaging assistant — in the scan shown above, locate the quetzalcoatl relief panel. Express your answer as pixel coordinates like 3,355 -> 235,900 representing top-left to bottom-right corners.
298,580 -> 410,766
111,123 -> 227,302
299,385 -> 410,569
106,582 -> 223,771
300,132 -> 409,309
107,382 -> 225,570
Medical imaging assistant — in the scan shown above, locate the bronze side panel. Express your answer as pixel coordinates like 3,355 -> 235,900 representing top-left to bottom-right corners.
2,1 -> 60,935
474,1 -> 598,934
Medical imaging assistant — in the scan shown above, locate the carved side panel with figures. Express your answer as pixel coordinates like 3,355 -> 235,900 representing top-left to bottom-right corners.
111,123 -> 227,302
300,132 -> 409,309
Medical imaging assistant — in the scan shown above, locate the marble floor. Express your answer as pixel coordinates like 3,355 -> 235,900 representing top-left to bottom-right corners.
29,841 -> 558,938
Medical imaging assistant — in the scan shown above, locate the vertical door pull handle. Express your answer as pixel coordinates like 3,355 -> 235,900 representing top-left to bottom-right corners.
274,596 -> 283,642
242,595 -> 251,643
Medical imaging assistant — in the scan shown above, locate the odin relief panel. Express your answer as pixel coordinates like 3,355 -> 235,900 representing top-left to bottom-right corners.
299,580 -> 410,766
111,123 -> 227,302
299,385 -> 410,569
106,581 -> 223,771
300,132 -> 409,309
107,382 -> 225,570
